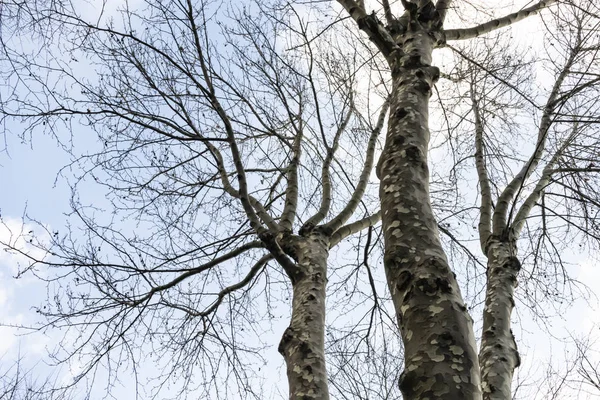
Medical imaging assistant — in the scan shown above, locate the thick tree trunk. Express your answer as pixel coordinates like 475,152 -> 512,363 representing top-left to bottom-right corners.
278,233 -> 330,400
377,23 -> 481,400
479,239 -> 521,400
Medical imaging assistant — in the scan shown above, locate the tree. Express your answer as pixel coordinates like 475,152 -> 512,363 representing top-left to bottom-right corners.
2,0 -> 600,400
1,1 -> 389,398
339,0 -> 598,399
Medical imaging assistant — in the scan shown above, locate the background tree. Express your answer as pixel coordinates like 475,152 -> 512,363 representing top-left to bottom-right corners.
1,1 -> 390,399
445,2 -> 600,397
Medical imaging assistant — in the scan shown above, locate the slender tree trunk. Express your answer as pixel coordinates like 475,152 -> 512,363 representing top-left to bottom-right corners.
278,232 -> 330,400
377,22 -> 481,400
479,239 -> 521,400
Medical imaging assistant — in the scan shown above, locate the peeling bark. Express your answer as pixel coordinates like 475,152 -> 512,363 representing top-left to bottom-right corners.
377,12 -> 481,400
479,240 -> 521,400
278,233 -> 330,400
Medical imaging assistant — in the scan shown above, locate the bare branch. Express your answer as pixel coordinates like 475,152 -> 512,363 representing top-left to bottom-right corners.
330,211 -> 381,248
444,0 -> 557,41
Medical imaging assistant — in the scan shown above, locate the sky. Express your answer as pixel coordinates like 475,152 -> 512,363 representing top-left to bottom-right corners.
1,0 -> 600,399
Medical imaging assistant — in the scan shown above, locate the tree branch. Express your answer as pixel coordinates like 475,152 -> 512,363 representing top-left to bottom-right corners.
325,98 -> 389,233
470,81 -> 493,251
303,96 -> 353,230
444,0 -> 557,41
330,211 -> 381,248
335,0 -> 400,58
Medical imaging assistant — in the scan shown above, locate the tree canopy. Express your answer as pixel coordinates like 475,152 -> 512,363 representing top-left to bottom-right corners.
1,0 -> 599,399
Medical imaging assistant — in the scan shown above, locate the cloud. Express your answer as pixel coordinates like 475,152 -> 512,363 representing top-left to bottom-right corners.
0,216 -> 52,358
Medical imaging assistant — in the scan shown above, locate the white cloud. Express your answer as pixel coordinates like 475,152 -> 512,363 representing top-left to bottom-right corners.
0,217 -> 53,359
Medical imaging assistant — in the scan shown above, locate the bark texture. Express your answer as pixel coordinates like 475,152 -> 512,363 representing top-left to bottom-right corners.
377,11 -> 481,400
278,233 -> 330,400
479,240 -> 521,400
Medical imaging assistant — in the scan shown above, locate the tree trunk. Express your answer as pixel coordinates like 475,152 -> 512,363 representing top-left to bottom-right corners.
377,23 -> 481,400
479,239 -> 521,400
278,232 -> 330,400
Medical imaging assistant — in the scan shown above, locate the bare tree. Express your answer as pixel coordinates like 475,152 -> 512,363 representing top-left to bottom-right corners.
2,0 -> 600,399
1,1 -> 388,399
336,0 -> 598,399
458,3 -> 600,398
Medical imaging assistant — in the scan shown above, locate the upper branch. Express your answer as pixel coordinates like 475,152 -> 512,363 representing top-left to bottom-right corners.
325,98 -> 389,233
330,211 -> 381,248
381,0 -> 395,25
279,101 -> 304,232
493,42 -> 575,236
302,95 -> 354,231
511,123 -> 578,239
185,0 -> 265,237
444,0 -> 557,41
435,0 -> 453,23
470,82 -> 493,251
335,0 -> 400,58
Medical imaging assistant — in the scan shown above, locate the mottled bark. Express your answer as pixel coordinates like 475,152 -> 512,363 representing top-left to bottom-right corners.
377,14 -> 481,400
278,233 -> 330,400
479,240 -> 521,400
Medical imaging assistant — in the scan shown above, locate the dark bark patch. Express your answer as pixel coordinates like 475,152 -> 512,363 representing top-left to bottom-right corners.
436,277 -> 452,294
394,108 -> 408,120
396,270 -> 413,293
506,256 -> 521,272
299,341 -> 312,356
404,145 -> 422,161
298,222 -> 315,236
315,224 -> 333,236
428,66 -> 440,82
403,289 -> 413,304
408,20 -> 420,32
402,54 -> 422,68
417,2 -> 438,22
414,80 -> 431,95
482,329 -> 496,339
278,327 -> 294,354
438,331 -> 454,346
415,277 -> 438,295
387,21 -> 405,35
398,369 -> 418,396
